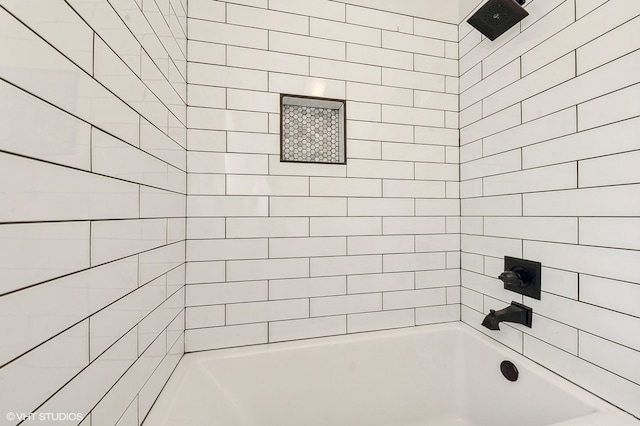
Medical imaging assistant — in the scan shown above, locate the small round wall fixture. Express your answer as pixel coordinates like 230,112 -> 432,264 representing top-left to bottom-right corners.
500,360 -> 519,382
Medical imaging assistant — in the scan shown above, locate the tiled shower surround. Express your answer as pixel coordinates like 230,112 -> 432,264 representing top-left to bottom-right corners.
0,0 -> 638,424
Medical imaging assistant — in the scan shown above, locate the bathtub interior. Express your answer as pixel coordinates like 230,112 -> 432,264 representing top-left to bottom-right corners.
144,323 -> 632,426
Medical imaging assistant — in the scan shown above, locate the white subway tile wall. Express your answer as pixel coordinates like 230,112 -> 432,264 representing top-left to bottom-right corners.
185,1 -> 461,354
460,0 -> 640,417
0,0 -> 186,424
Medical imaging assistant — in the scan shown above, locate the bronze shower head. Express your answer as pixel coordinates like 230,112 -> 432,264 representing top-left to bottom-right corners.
467,0 -> 529,41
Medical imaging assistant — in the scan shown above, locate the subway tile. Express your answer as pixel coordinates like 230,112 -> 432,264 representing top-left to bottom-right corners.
382,30 -> 444,56
348,198 -> 414,217
188,40 -> 226,65
382,180 -> 446,199
227,258 -> 309,281
383,252 -> 446,273
311,293 -> 382,317
460,141 -> 482,165
444,41 -> 457,60
0,321 -> 88,419
461,59 -> 520,111
580,331 -> 640,386
347,102 -> 382,121
309,18 -> 381,47
140,119 -> 186,170
186,238 -> 267,261
310,217 -> 382,237
524,334 -> 640,417
187,128 -> 226,152
415,199 -> 460,216
188,19 -> 267,49
381,105 -> 444,127
347,235 -> 414,255
415,268 -> 459,289
186,281 -> 268,306
580,218 -> 640,251
416,304 -> 459,325
310,58 -> 381,85
347,82 -> 413,107
270,31 -> 344,60
383,217 -> 445,235
484,162 -> 577,196
522,0 -> 640,76
188,152 -> 268,174
381,68 -> 444,92
461,194 -> 521,216
345,5 -> 412,34
188,0 -> 225,22
226,89 -> 279,113
461,104 -> 521,145
575,0 -> 608,19
580,275 -> 640,318
139,187 -> 186,218
138,241 -> 184,284
227,175 -> 309,196
483,107 -> 576,157
415,234 -> 460,252
414,90 -> 458,112
0,153 -> 139,223
524,115 -> 640,169
269,315 -> 346,342
0,258 -> 137,366
227,4 -> 308,35
310,254 -> 382,277
578,83 -> 640,131
90,276 -> 165,359
460,63 -> 482,93
138,345 -> 182,420
227,217 -> 308,238
414,18 -> 457,41
188,195 -> 268,217
577,15 -> 640,74
0,81 -> 91,170
0,10 -> 140,144
414,163 -> 459,181
347,272 -> 414,294
461,150 -> 521,180
185,323 -> 267,351
484,217 -> 578,244
188,107 -> 268,132
347,44 -> 413,70
226,299 -> 309,325
188,62 -> 267,90
186,261 -> 225,284
347,139 -> 382,160
270,197 -> 346,217
384,288 -> 446,310
461,287 -> 483,311
187,173 -> 225,195
524,185 -> 640,217
36,330 -> 137,419
414,54 -> 458,76
2,0 -> 93,72
348,121 -> 414,143
524,240 -> 640,287
462,234 -> 522,258
348,309 -> 414,333
269,0 -> 344,21
522,49 -> 640,122
462,271 -> 517,306
91,219 -> 166,266
137,289 -> 182,352
540,267 -> 578,300
485,53 -> 576,117
269,73 -> 345,99
414,127 -> 459,146
270,237 -> 346,258
347,159 -> 414,179
579,149 -> 640,188
462,252 -> 484,274
227,46 -> 309,74
0,222 -> 89,294
270,276 -> 346,300
226,132 -> 279,154
309,177 -> 380,198
268,155 -> 347,177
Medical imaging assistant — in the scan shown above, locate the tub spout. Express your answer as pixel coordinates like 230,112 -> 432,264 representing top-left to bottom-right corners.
481,301 -> 532,330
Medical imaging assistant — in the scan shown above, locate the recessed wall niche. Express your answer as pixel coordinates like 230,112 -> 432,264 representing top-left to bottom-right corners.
280,94 -> 346,164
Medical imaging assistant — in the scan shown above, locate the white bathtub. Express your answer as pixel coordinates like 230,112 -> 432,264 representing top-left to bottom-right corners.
145,323 -> 639,426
